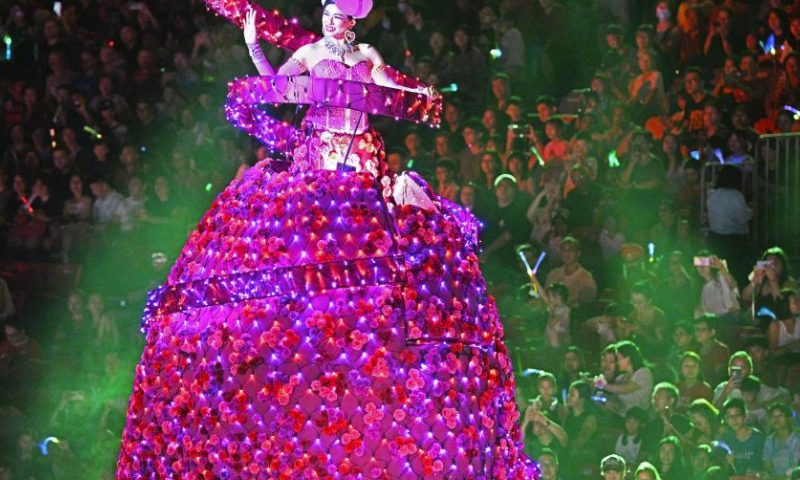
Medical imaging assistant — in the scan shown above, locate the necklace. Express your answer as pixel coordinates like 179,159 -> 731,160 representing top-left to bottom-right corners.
323,37 -> 354,61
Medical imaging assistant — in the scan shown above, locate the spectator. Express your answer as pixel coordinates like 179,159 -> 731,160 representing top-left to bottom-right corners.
615,406 -> 647,465
677,351 -> 714,411
479,175 -> 532,279
628,49 -> 668,120
521,403 -> 568,461
477,151 -> 501,193
656,436 -> 687,480
693,252 -> 741,320
642,382 -> 692,456
537,448 -> 562,480
0,324 -> 42,360
634,461 -> 663,480
763,402 -> 800,480
606,340 -> 654,416
564,165 -> 602,244
601,454 -> 628,480
714,350 -> 788,410
439,26 -> 488,107
767,289 -> 800,384
507,151 -> 535,196
434,159 -> 460,203
530,274 -> 570,349
706,166 -> 751,284
627,281 -> 668,352
691,444 -> 713,480
528,371 -> 561,418
89,177 -> 123,226
115,176 -> 147,233
742,247 -> 798,320
720,397 -> 765,476
562,381 -> 600,474
694,314 -> 731,387
658,252 -> 697,323
741,376 -> 768,432
545,237 -> 598,309
688,399 -> 721,447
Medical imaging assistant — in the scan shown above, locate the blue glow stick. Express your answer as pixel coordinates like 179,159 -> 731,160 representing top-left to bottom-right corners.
532,251 -> 547,274
39,437 -> 60,455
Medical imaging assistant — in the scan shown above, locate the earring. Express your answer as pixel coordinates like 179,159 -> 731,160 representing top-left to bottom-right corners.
345,29 -> 356,44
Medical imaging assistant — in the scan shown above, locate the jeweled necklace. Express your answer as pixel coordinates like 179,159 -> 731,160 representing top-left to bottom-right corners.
323,36 -> 354,61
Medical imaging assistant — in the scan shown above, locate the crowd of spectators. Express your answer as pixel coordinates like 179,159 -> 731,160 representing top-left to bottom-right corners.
2,0 -> 800,478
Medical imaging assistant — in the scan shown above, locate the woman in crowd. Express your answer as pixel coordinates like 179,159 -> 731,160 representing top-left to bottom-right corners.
507,150 -> 535,196
676,351 -> 713,411
605,340 -> 654,416
767,289 -> 800,384
655,436 -> 687,480
628,49 -> 668,122
687,399 -> 720,447
478,151 -> 501,193
742,246 -> 798,322
562,381 -> 600,477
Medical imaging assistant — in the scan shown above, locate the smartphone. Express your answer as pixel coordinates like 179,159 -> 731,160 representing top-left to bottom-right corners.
53,1 -> 62,17
694,256 -> 712,267
690,150 -> 700,160
731,366 -> 743,381
128,2 -> 145,10
756,260 -> 773,271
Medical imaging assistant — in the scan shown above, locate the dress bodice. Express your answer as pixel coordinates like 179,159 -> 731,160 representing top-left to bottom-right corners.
303,59 -> 372,134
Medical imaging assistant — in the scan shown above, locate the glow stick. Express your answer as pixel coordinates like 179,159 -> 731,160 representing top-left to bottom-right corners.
532,251 -> 547,274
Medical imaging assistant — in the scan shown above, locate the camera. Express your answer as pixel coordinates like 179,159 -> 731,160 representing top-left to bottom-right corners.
693,256 -> 713,267
756,260 -> 773,271
508,124 -> 528,138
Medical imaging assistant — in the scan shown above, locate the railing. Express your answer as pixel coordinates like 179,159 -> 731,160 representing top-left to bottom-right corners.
753,133 -> 800,256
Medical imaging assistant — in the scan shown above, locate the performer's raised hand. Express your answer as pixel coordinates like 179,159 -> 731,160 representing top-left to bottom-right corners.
244,7 -> 258,44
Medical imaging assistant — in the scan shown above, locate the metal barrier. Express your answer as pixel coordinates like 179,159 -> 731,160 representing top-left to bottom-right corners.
754,133 -> 800,256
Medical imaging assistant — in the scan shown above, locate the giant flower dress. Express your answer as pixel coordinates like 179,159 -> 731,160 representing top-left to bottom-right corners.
116,53 -> 537,480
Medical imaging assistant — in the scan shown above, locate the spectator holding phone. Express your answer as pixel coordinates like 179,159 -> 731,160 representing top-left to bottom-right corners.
693,252 -> 741,320
742,247 -> 798,319
713,351 -> 787,409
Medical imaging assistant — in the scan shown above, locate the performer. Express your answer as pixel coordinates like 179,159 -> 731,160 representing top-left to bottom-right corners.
116,1 -> 537,478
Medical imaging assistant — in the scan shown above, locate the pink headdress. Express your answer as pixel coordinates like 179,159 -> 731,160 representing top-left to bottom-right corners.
321,0 -> 373,19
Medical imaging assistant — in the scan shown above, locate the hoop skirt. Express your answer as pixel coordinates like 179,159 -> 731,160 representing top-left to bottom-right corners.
117,64 -> 536,480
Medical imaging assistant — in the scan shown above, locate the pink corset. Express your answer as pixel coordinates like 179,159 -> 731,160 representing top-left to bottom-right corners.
303,59 -> 372,134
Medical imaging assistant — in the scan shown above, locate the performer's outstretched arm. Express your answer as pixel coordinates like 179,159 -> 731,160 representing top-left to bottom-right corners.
361,45 -> 436,97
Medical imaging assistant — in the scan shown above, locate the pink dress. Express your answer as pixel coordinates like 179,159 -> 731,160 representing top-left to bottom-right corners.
116,56 -> 537,479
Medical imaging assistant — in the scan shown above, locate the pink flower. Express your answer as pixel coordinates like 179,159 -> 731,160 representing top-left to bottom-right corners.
405,369 -> 425,390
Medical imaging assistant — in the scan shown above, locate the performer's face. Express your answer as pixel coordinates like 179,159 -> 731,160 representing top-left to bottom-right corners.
322,5 -> 353,38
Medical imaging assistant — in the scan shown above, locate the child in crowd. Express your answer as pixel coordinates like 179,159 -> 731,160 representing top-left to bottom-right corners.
615,406 -> 646,465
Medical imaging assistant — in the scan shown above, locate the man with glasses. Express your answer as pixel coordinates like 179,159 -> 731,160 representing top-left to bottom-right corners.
720,397 -> 765,476
676,67 -> 713,135
600,454 -> 627,480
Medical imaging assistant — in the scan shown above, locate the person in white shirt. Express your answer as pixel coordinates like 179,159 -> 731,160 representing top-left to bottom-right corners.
89,177 -> 123,225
